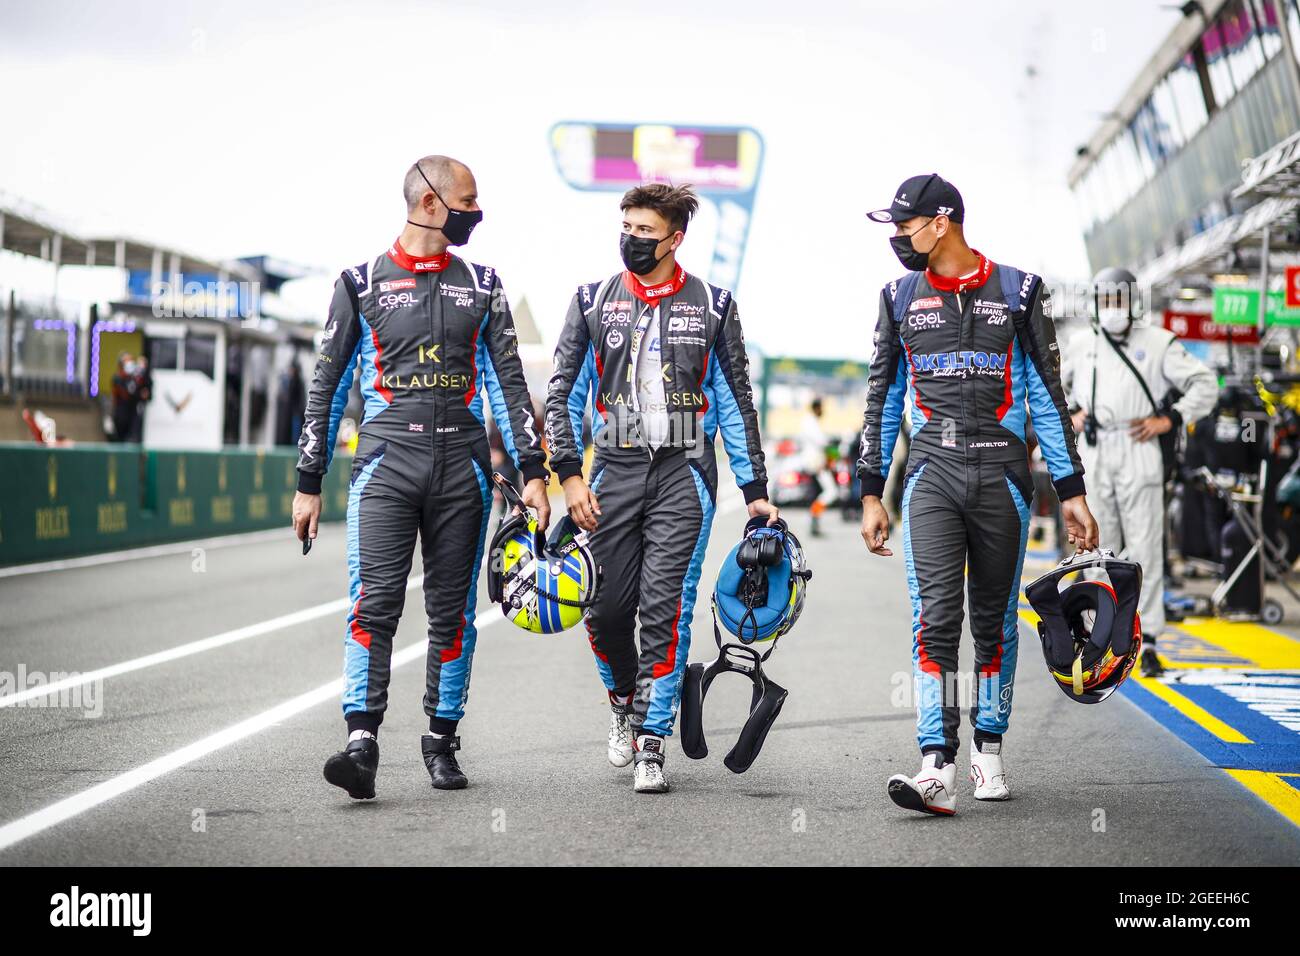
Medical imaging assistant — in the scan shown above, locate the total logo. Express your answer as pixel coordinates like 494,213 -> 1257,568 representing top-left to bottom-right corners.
379,278 -> 417,293
910,296 -> 943,311
908,311 -> 944,330
379,292 -> 417,308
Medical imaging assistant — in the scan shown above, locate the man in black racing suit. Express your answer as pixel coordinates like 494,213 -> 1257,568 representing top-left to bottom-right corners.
858,174 -> 1098,816
545,183 -> 778,794
293,156 -> 550,798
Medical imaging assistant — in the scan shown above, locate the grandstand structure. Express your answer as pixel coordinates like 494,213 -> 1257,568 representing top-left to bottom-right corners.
1068,0 -> 1300,336
0,193 -> 319,447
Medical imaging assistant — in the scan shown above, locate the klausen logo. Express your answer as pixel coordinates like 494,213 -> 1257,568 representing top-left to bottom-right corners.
381,372 -> 471,390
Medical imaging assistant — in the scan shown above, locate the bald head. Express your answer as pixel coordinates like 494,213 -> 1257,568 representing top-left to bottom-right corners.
404,155 -> 469,213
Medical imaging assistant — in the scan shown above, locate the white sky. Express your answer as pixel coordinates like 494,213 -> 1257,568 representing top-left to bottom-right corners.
0,0 -> 1178,359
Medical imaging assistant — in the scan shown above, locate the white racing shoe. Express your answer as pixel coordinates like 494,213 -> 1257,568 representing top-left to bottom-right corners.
969,741 -> 1010,800
887,753 -> 957,816
607,709 -> 633,768
633,735 -> 669,793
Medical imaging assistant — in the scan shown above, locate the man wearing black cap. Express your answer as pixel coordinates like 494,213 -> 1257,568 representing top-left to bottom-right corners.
857,173 -> 1098,816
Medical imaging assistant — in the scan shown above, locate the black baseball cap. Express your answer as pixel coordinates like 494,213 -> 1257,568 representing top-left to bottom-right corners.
867,173 -> 964,224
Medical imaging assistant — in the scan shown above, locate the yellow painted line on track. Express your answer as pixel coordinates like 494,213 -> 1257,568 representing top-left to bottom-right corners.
1224,771 -> 1300,828
1170,618 -> 1300,670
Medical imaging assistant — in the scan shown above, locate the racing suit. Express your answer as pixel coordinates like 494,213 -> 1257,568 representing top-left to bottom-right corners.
546,267 -> 767,738
857,254 -> 1085,759
1062,323 -> 1217,638
298,240 -> 546,737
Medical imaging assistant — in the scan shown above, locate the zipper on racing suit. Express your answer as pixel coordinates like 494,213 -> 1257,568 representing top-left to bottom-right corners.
955,289 -> 980,506
426,270 -> 444,485
630,301 -> 656,461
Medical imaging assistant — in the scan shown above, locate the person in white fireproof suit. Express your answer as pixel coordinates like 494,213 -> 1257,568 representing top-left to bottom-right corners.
1061,267 -> 1218,678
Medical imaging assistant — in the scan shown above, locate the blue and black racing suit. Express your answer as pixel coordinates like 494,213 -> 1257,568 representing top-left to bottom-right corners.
856,254 -> 1085,759
297,241 -> 546,737
545,267 -> 767,738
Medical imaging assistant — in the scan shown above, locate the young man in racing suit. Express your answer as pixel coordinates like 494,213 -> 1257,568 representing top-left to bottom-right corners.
858,174 -> 1099,816
545,183 -> 779,794
292,156 -> 550,798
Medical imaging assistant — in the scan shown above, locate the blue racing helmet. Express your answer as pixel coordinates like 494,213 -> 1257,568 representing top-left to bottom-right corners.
713,517 -> 811,643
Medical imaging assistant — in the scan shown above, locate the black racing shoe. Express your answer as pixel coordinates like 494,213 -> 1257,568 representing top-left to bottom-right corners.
323,737 -> 379,800
1140,645 -> 1166,678
422,735 -> 468,790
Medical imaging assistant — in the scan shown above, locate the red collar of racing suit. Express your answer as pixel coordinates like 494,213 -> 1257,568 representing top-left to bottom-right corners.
925,250 -> 992,294
624,265 -> 687,305
387,239 -> 452,273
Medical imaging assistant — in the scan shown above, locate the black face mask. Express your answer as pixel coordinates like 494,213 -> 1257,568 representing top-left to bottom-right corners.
620,232 -> 674,276
890,218 -> 937,272
407,164 -> 483,246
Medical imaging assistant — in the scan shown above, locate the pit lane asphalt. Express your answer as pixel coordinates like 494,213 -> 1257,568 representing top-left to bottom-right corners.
1,502 -> 1297,866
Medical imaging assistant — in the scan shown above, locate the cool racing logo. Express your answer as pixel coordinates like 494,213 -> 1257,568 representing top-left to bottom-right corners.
908,311 -> 944,330
911,350 -> 1008,377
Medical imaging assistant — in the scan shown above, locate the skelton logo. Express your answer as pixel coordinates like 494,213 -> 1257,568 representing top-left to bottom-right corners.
910,296 -> 942,311
379,279 -> 417,293
379,292 -> 416,308
911,350 -> 1008,373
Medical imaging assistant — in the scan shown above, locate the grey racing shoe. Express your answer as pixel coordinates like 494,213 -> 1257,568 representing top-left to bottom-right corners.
633,734 -> 670,793
608,692 -> 634,768
323,736 -> 379,800
421,734 -> 468,791
887,752 -> 957,816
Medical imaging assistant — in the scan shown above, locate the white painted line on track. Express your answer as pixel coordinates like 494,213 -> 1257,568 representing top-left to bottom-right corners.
0,526 -> 338,579
0,484 -> 747,852
0,611 -> 505,854
0,576 -> 422,708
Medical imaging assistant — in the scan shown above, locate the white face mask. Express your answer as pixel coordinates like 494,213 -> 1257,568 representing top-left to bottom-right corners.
1098,308 -> 1131,335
